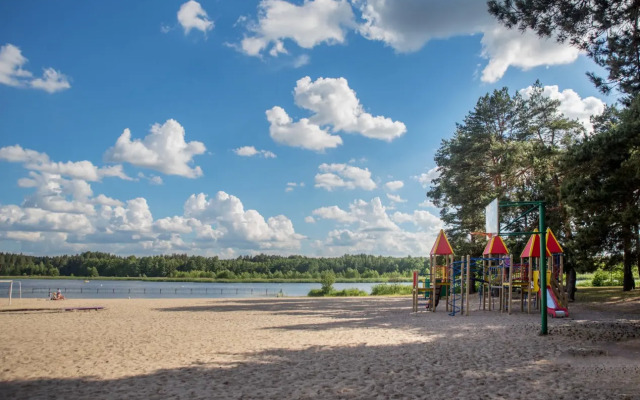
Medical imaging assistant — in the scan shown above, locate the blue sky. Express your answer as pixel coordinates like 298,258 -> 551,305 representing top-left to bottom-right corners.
0,0 -> 614,257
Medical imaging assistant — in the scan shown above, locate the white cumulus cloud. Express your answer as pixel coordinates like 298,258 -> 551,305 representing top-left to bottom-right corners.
294,76 -> 406,141
268,76 -> 405,151
30,68 -> 71,93
355,0 -> 580,83
240,0 -> 355,57
386,193 -> 406,203
233,145 -> 277,158
519,85 -> 606,132
310,197 -> 444,256
0,145 -> 131,182
413,167 -> 440,188
184,191 -> 304,250
384,180 -> 403,191
177,0 -> 214,35
0,43 -> 71,93
480,26 -> 580,83
315,163 -> 376,191
266,106 -> 343,151
105,119 -> 206,178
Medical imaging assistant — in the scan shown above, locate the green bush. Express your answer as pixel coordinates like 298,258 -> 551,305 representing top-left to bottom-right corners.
216,270 -> 236,279
592,270 -> 608,287
332,288 -> 368,296
320,270 -> 336,294
592,268 -> 624,286
371,283 -> 412,296
307,287 -> 368,297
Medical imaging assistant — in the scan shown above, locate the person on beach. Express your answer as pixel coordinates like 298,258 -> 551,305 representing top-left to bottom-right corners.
51,289 -> 65,300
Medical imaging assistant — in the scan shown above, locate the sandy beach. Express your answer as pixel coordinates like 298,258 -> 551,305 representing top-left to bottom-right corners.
1,296 -> 639,399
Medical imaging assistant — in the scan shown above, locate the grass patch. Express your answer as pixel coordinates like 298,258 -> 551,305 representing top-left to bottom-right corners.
370,283 -> 412,296
307,288 -> 368,297
575,286 -> 640,303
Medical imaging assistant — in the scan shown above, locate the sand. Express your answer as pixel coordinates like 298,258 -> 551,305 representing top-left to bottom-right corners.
0,296 -> 639,399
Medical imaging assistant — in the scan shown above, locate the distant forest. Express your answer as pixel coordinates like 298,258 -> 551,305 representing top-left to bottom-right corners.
0,252 -> 427,280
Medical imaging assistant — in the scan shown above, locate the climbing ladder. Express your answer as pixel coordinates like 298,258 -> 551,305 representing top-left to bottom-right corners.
448,259 -> 465,316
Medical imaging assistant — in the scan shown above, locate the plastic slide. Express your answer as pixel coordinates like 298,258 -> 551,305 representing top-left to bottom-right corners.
543,286 -> 569,318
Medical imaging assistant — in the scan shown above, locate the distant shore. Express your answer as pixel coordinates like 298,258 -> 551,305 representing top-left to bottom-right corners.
0,275 -> 411,284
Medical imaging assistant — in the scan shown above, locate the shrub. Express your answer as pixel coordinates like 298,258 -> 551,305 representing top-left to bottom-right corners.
332,288 -> 368,296
592,270 -> 608,287
371,283 -> 412,296
307,287 -> 368,297
320,270 -> 336,294
592,268 -> 624,286
216,270 -> 236,279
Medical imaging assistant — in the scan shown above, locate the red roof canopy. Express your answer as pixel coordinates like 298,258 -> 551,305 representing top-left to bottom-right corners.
520,228 -> 551,258
483,235 -> 509,255
430,229 -> 454,255
546,228 -> 564,254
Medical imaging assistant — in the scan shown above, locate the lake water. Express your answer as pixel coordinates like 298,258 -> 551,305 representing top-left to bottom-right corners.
0,279 -> 390,299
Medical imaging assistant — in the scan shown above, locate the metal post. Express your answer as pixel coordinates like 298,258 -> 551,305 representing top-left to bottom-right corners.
539,202 -> 547,335
465,255 -> 470,316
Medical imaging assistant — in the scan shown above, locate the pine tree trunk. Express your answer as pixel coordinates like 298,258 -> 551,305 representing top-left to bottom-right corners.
636,223 -> 640,287
566,267 -> 577,301
623,225 -> 635,291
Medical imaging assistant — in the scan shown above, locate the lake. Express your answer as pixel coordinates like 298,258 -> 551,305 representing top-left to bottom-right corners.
0,279 -> 391,299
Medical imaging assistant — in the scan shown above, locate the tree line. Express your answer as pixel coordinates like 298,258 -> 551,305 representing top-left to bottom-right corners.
427,1 -> 640,292
0,252 -> 426,280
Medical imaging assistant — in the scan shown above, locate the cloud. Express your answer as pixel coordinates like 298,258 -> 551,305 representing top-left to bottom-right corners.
304,216 -> 315,223
355,0 -> 580,83
233,146 -> 277,158
314,163 -> 376,191
384,180 -> 403,191
93,194 -> 124,207
310,197 -> 444,256
413,167 -> 440,188
268,76 -> 405,150
0,43 -> 71,93
0,204 -> 94,234
0,143 -> 303,254
19,172 -> 95,215
419,199 -> 435,208
105,119 -> 206,178
312,205 -> 358,223
0,145 -> 131,182
30,68 -> 71,93
100,198 -> 154,233
519,85 -> 606,132
266,106 -> 343,151
294,76 -> 406,140
285,182 -> 304,192
184,191 -> 304,250
480,26 -> 580,83
392,210 -> 442,232
177,0 -> 214,35
293,54 -> 310,68
239,0 -> 355,57
386,193 -> 406,203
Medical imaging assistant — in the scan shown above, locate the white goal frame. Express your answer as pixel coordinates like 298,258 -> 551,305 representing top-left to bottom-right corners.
0,280 -> 21,305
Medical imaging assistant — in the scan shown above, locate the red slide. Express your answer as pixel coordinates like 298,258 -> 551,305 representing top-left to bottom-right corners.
542,286 -> 569,318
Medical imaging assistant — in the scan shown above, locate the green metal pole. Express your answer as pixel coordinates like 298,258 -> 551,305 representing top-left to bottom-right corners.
539,202 -> 547,335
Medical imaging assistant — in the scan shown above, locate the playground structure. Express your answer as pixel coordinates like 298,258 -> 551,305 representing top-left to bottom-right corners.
526,228 -> 569,317
412,229 -> 455,313
412,228 -> 569,318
